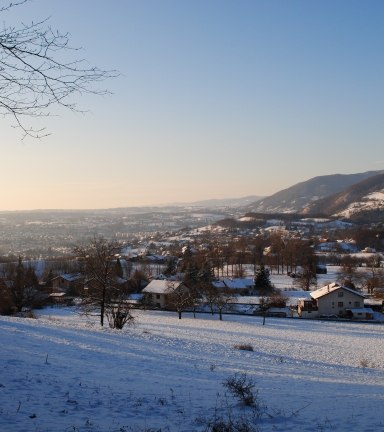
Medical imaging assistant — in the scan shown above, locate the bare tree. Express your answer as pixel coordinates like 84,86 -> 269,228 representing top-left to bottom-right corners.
189,283 -> 203,318
250,237 -> 264,274
363,255 -> 384,294
121,259 -> 133,278
105,295 -> 135,330
130,268 -> 149,292
293,268 -> 317,291
336,255 -> 362,290
256,295 -> 273,326
74,237 -> 133,328
165,281 -> 192,319
213,288 -> 234,321
0,1 -> 118,139
293,251 -> 317,291
201,282 -> 218,316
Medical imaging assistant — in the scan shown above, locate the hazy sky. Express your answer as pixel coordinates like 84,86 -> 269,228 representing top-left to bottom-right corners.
2,0 -> 384,210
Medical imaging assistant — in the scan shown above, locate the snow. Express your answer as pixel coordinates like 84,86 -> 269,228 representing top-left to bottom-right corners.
1,309 -> 384,431
366,191 -> 384,200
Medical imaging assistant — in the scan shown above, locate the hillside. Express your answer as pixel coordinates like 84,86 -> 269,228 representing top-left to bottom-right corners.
247,171 -> 383,213
1,309 -> 384,431
304,172 -> 384,220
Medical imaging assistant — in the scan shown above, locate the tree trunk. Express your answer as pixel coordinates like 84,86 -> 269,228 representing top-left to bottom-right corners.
219,310 -> 222,321
178,310 -> 182,319
262,315 -> 266,325
101,287 -> 106,326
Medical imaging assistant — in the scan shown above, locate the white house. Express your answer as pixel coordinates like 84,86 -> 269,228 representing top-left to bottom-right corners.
142,280 -> 188,308
309,282 -> 368,318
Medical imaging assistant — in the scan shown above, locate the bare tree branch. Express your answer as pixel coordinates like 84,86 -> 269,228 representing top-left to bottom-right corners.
0,1 -> 118,139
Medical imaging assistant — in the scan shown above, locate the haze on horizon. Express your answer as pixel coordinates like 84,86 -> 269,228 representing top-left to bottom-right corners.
2,0 -> 384,211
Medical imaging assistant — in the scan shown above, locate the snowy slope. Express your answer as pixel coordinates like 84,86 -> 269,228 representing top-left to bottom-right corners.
336,189 -> 384,218
1,310 -> 384,431
304,173 -> 384,219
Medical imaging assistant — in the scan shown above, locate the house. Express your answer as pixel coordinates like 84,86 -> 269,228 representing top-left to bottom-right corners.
142,280 -> 188,308
85,276 -> 128,295
52,273 -> 84,294
48,292 -> 67,304
315,240 -> 357,253
223,278 -> 248,293
310,282 -> 366,318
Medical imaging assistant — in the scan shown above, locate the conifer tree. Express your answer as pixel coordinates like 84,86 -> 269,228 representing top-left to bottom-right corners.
163,258 -> 177,277
254,265 -> 272,292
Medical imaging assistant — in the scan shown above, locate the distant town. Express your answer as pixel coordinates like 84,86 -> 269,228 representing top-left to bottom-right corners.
1,203 -> 383,324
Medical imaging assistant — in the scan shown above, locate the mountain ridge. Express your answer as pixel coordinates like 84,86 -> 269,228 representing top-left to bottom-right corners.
160,195 -> 265,207
303,173 -> 384,219
247,171 -> 384,213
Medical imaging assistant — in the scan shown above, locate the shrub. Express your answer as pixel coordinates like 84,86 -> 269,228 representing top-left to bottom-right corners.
234,344 -> 254,352
222,373 -> 258,407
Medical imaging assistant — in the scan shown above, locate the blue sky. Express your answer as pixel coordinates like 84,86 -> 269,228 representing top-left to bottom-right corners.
1,0 -> 384,210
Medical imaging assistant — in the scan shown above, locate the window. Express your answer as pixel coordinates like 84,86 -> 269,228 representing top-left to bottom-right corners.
338,292 -> 343,297
156,294 -> 160,299
354,301 -> 360,307
338,302 -> 343,307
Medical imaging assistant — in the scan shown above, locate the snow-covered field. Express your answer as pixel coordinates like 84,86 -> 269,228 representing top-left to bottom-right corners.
1,309 -> 384,431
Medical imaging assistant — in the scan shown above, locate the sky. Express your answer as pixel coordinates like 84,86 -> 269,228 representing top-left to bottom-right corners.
1,0 -> 384,210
